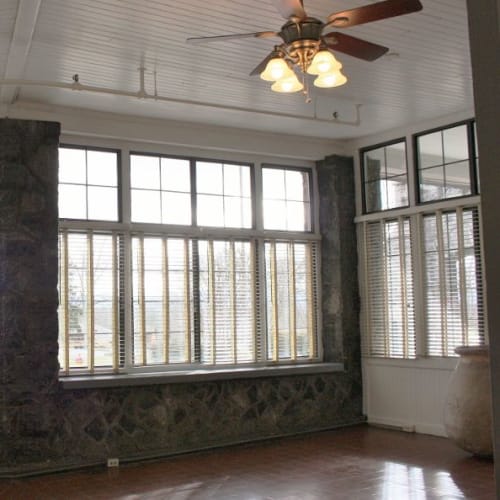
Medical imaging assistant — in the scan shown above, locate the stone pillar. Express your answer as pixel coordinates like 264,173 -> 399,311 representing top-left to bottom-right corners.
0,119 -> 61,466
316,154 -> 361,376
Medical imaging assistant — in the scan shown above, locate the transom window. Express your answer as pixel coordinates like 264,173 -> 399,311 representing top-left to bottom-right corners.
58,147 -> 320,375
416,121 -> 479,202
361,140 -> 409,213
59,146 -> 119,221
262,166 -> 312,231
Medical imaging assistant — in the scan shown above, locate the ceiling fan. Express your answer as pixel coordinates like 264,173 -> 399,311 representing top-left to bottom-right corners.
187,0 -> 423,94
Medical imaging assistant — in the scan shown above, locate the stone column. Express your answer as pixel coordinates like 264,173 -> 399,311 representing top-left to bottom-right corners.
0,119 -> 61,467
316,155 -> 361,376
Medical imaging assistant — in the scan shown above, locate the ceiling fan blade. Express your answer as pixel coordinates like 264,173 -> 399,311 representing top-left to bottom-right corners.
250,52 -> 277,76
272,0 -> 306,20
323,32 -> 389,61
326,0 -> 422,29
187,31 -> 279,44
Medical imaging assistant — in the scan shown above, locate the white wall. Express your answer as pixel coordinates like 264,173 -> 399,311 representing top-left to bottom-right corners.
3,101 -> 346,163
348,109 -> 475,437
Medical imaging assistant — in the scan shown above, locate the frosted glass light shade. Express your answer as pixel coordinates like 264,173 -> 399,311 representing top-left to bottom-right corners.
313,70 -> 347,88
260,57 -> 294,82
271,73 -> 304,93
307,50 -> 342,75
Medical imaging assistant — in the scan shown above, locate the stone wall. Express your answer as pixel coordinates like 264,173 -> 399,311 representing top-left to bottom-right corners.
0,118 -> 362,476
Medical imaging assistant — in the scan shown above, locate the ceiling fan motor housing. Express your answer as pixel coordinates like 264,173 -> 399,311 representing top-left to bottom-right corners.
280,18 -> 324,72
280,18 -> 324,44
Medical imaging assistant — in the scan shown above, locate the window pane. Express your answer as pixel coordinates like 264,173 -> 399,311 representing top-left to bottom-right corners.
131,189 -> 161,223
286,170 -> 309,202
59,184 -> 87,219
161,191 -> 191,225
131,155 -> 160,189
418,132 -> 443,168
262,169 -> 285,199
197,194 -> 224,227
362,141 -> 407,213
364,148 -> 385,181
386,175 -> 409,209
87,151 -> 118,186
420,167 -> 445,202
386,143 -> 407,176
88,186 -> 118,221
263,199 -> 287,230
223,164 -> 250,197
443,125 -> 469,164
197,162 -> 223,194
161,158 -> 190,192
444,161 -> 471,199
287,201 -> 310,231
263,167 -> 312,231
59,148 -> 86,184
364,180 -> 383,213
224,196 -> 252,228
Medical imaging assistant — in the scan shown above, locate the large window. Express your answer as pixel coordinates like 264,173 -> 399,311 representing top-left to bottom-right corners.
423,208 -> 485,356
58,148 -> 320,375
362,218 -> 415,358
359,120 -> 484,359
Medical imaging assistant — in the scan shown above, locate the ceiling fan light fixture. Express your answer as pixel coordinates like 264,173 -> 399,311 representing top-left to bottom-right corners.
307,50 -> 342,75
271,73 -> 304,93
260,56 -> 294,81
313,70 -> 347,88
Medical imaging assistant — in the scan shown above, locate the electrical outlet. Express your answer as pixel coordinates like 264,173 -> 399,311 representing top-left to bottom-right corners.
107,458 -> 119,467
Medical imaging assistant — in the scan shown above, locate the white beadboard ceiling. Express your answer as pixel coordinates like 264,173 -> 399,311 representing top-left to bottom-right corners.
0,0 -> 473,139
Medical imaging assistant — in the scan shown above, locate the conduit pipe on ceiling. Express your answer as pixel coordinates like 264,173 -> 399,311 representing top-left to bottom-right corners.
0,71 -> 362,127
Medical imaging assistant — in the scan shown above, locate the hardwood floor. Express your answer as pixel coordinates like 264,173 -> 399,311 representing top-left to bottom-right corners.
0,425 -> 494,499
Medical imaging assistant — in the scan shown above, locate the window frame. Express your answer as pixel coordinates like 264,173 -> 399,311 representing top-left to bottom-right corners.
129,151 -> 256,230
261,163 -> 316,234
414,119 -> 479,205
58,145 -> 323,377
360,137 -> 409,214
59,143 -> 123,223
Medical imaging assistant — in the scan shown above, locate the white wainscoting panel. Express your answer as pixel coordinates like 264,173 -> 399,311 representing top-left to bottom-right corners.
363,357 -> 458,437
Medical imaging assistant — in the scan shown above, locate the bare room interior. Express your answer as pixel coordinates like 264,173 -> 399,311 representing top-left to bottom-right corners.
0,0 -> 499,498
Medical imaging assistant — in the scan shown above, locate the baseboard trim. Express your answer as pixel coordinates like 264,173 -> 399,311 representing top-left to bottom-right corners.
0,417 -> 367,479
